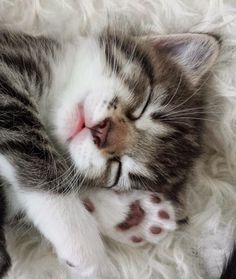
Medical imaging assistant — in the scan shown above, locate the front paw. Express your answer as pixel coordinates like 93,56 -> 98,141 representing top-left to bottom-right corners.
114,192 -> 177,246
62,248 -> 114,279
45,201 -> 109,278
17,191 -> 111,278
83,190 -> 177,247
55,225 -> 107,278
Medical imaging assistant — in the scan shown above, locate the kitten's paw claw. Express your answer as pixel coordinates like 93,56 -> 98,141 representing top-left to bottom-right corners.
83,198 -> 95,213
65,260 -> 76,268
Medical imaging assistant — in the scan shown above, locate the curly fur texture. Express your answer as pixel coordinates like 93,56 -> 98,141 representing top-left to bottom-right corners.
1,0 -> 236,278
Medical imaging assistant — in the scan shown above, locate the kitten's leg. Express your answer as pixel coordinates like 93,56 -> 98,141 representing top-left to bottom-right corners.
82,190 -> 177,246
0,155 -> 110,277
0,83 -> 109,276
17,191 -> 108,277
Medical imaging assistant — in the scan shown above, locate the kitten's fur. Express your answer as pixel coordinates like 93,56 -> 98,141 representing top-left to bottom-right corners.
0,30 -> 220,277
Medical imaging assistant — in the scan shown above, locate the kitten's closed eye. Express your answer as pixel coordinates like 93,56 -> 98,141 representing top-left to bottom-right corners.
126,88 -> 152,121
107,160 -> 122,188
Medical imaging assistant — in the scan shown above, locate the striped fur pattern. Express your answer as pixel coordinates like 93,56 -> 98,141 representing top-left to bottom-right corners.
0,31 -> 91,277
0,30 -> 219,277
0,31 -> 68,191
0,31 -> 61,276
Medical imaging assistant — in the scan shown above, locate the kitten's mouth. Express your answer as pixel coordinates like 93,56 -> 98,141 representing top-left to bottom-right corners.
68,114 -> 110,150
67,105 -> 109,147
67,106 -> 85,141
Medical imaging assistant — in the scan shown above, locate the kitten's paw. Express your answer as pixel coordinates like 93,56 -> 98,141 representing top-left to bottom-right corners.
83,190 -> 177,247
58,239 -> 112,279
114,193 -> 176,246
57,240 -> 102,278
56,226 -> 111,278
63,249 -> 114,279
49,203 -> 108,278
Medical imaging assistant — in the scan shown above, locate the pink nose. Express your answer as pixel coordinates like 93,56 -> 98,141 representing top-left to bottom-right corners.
91,118 -> 111,148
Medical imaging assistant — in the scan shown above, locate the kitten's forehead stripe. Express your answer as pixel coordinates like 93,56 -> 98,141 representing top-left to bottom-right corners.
114,36 -> 155,85
101,34 -> 154,85
101,34 -> 156,115
103,41 -> 122,75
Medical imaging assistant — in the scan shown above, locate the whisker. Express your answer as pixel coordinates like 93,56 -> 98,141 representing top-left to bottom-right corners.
161,74 -> 183,111
160,105 -> 220,118
163,76 -> 210,115
163,117 -> 220,123
160,110 -> 222,120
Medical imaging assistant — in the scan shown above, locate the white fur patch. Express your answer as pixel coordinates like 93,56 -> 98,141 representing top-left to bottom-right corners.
0,156 -> 111,278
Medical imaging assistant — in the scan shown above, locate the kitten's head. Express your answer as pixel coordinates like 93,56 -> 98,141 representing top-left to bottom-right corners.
53,32 -> 219,193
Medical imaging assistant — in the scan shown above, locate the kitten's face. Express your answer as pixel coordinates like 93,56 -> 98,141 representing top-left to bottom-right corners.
52,33 -> 219,193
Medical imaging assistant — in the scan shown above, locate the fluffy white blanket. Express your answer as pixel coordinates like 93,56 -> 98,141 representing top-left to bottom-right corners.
1,1 -> 236,278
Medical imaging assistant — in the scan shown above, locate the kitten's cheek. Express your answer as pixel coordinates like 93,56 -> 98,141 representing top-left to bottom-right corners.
69,128 -> 107,176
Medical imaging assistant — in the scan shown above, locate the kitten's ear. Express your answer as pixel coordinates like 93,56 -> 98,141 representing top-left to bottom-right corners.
146,33 -> 220,85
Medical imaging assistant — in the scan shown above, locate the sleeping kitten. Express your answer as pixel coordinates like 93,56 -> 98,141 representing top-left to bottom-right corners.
0,30 -> 219,277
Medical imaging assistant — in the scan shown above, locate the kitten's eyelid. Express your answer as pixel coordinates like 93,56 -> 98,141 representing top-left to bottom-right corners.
129,88 -> 153,121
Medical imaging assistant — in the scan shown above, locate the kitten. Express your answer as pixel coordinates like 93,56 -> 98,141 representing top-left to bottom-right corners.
0,30 -> 219,277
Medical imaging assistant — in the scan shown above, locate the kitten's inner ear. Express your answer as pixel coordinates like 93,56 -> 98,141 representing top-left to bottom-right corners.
145,34 -> 220,86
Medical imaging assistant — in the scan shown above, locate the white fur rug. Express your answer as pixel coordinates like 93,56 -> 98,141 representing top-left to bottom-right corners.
1,1 -> 236,278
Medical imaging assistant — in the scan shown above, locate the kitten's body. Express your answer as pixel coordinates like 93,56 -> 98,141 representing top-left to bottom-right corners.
0,30 -> 220,277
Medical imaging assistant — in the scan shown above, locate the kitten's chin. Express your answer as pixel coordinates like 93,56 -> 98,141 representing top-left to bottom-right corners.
69,128 -> 107,178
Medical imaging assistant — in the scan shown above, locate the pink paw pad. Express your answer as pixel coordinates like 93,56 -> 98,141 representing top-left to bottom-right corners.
117,200 -> 145,231
110,191 -> 177,246
131,236 -> 143,243
150,226 -> 162,235
158,210 -> 170,219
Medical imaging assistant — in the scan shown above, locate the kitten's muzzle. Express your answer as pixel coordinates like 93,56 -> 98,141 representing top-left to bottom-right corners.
91,117 -> 131,157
